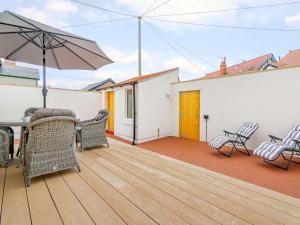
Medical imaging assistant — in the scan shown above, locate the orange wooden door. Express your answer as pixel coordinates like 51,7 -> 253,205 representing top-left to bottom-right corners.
106,91 -> 114,133
179,91 -> 200,141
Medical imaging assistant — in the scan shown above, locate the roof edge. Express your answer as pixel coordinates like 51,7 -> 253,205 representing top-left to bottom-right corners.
102,67 -> 179,90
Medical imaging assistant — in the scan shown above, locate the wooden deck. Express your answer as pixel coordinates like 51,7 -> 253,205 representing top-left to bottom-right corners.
1,138 -> 300,225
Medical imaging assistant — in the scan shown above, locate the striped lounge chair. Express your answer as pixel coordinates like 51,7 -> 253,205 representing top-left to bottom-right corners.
253,125 -> 300,170
209,122 -> 259,157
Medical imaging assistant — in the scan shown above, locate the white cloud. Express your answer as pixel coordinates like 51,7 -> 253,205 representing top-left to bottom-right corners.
163,56 -> 207,74
285,12 -> 300,25
118,0 -> 278,31
41,78 -> 94,89
104,47 -> 153,64
18,6 -> 69,28
46,0 -> 78,14
93,70 -> 136,82
118,0 -> 238,23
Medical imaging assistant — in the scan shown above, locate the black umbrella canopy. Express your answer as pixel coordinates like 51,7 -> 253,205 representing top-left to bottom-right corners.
0,10 -> 113,107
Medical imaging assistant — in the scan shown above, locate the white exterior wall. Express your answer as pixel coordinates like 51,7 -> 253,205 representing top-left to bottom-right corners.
137,70 -> 178,143
0,76 -> 37,86
0,84 -> 102,136
171,67 -> 300,149
100,86 -> 136,142
101,69 -> 179,143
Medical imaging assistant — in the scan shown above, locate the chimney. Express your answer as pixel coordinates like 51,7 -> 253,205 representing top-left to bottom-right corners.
220,57 -> 227,76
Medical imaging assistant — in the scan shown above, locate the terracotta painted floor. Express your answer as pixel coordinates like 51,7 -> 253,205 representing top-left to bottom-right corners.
138,136 -> 300,199
106,133 -> 132,144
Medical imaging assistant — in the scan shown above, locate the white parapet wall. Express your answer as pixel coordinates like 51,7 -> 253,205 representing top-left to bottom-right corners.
0,84 -> 102,136
171,66 -> 300,149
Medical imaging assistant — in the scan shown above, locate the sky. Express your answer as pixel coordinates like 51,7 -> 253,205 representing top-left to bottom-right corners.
0,0 -> 300,89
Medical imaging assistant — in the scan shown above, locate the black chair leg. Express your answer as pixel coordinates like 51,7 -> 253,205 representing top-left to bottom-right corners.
263,151 -> 295,170
218,144 -> 236,157
236,143 -> 251,156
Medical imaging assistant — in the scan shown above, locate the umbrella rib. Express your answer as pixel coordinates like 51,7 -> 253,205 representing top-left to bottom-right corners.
48,31 -> 94,42
16,32 -> 42,48
6,32 -> 41,59
53,34 -> 113,62
0,22 -> 37,31
0,30 -> 37,35
47,35 -> 61,70
49,34 -> 97,70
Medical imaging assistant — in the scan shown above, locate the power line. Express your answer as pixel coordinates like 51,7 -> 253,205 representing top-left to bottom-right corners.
144,20 -> 207,73
145,1 -> 300,17
147,18 -> 300,32
70,0 -> 136,18
60,18 -> 132,28
140,0 -> 160,16
143,0 -> 172,16
144,20 -> 216,69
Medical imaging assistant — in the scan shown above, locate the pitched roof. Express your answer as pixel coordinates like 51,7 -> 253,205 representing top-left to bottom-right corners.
275,49 -> 300,68
81,78 -> 115,91
0,64 -> 39,80
202,53 -> 275,79
105,68 -> 179,89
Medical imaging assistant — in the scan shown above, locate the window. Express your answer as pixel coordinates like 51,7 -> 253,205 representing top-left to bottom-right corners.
126,89 -> 133,119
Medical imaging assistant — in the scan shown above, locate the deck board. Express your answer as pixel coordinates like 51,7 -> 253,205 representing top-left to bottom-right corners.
94,149 -> 241,225
61,170 -> 126,225
77,162 -> 157,225
0,168 -> 6,217
93,153 -> 218,225
78,152 -> 188,225
1,139 -> 300,225
111,139 -> 300,208
102,145 -> 281,225
130,140 -> 300,214
26,176 -> 63,225
1,163 -> 31,225
106,142 -> 300,224
44,173 -> 95,225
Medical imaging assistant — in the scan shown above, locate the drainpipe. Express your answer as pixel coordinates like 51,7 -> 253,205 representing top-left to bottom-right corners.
132,82 -> 137,145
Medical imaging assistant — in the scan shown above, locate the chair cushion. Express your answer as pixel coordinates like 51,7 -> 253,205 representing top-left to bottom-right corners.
30,108 -> 76,122
253,142 -> 294,161
95,109 -> 109,121
282,125 -> 300,147
24,107 -> 42,116
209,135 -> 235,150
236,122 -> 259,138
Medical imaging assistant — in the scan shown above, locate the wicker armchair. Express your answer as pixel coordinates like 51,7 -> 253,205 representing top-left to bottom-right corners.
23,108 -> 80,186
0,129 -> 9,167
17,107 -> 42,157
77,109 -> 110,151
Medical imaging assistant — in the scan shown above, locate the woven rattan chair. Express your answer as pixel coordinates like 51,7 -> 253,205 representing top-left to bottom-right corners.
77,109 -> 110,151
0,129 -> 9,167
23,108 -> 80,186
17,107 -> 42,157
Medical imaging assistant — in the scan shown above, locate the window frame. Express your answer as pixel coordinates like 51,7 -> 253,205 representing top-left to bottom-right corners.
125,88 -> 133,119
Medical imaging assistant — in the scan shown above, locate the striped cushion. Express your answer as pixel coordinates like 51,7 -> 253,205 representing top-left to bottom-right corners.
282,125 -> 300,147
209,135 -> 235,150
253,142 -> 294,161
254,124 -> 300,161
236,122 -> 259,138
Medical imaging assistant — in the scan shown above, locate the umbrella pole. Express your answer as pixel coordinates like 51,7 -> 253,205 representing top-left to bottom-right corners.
42,32 -> 47,108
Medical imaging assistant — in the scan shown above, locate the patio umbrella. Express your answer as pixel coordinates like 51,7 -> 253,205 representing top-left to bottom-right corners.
0,10 -> 113,107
